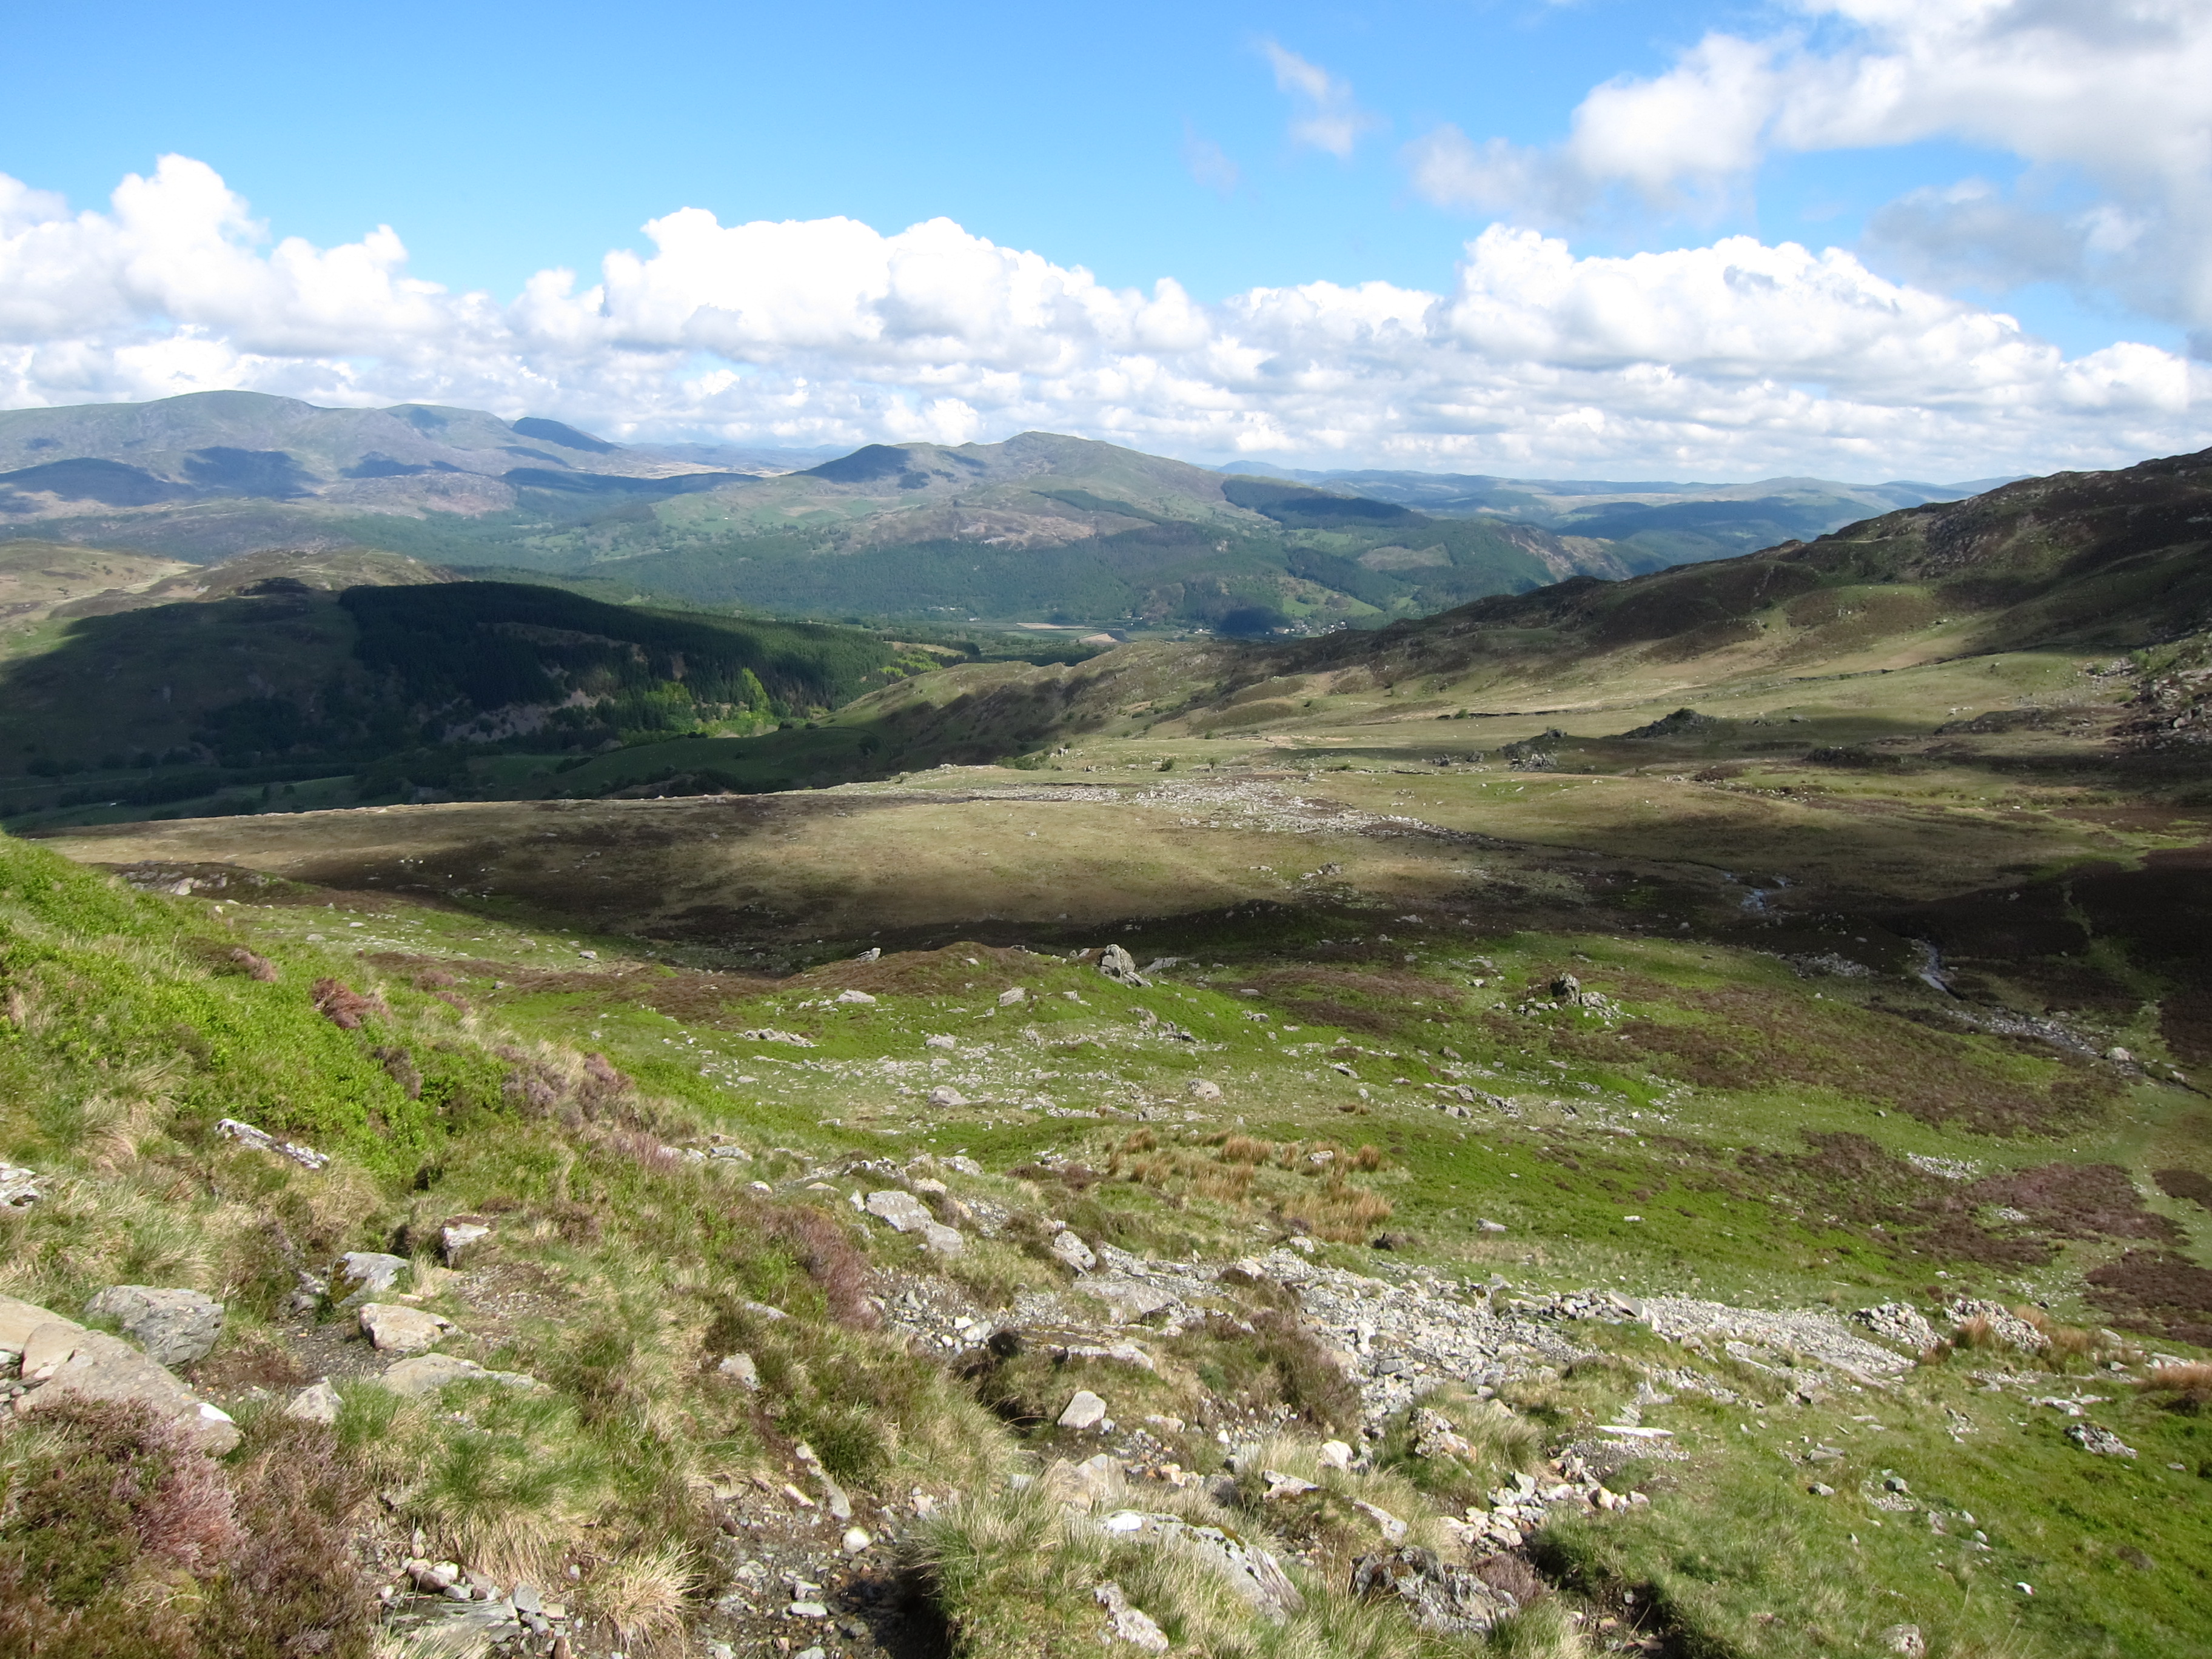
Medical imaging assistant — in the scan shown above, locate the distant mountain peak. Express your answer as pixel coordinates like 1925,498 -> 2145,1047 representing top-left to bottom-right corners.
511,417 -> 618,454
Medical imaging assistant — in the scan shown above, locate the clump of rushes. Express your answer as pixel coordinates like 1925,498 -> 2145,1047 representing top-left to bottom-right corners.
2140,1361 -> 2212,1410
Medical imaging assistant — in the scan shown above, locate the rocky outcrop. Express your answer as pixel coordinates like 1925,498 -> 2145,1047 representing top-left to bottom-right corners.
381,1353 -> 538,1398
1350,1546 -> 1517,1634
865,1188 -> 963,1255
84,1285 -> 224,1367
0,1292 -> 238,1452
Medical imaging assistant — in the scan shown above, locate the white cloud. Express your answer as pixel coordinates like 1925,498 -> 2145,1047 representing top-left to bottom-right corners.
1569,33 -> 1780,202
1261,42 -> 1381,159
0,156 -> 2204,480
1404,0 -> 2212,331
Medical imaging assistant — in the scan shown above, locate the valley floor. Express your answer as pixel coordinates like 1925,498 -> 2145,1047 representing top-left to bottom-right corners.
4,623 -> 2210,1659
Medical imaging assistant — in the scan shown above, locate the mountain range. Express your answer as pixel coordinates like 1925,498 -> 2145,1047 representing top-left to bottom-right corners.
0,392 -> 1999,630
1227,462 -> 2019,566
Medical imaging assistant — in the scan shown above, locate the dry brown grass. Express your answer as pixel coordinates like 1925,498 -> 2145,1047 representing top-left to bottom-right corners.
581,1541 -> 697,1641
1099,1136 -> 1395,1242
1281,1177 -> 1395,1244
2139,1361 -> 2212,1409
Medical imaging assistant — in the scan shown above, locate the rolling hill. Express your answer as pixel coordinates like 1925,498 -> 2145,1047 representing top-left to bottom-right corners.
3,441 -> 2205,831
1238,463 -> 2017,568
0,394 -> 1627,628
0,546 -> 929,823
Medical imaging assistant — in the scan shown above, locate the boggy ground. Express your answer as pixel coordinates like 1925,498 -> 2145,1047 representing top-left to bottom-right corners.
13,625 -> 2208,1658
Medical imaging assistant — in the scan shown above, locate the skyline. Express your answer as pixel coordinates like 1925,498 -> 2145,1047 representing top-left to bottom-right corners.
2,0 -> 2207,480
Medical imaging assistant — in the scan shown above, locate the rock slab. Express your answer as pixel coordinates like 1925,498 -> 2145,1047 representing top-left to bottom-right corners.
332,1251 -> 409,1305
85,1285 -> 224,1367
359,1303 -> 455,1355
1050,1228 -> 1098,1273
382,1353 -> 538,1398
1095,1582 -> 1168,1651
0,1293 -> 238,1453
865,1190 -> 963,1255
1350,1547 -> 1515,1634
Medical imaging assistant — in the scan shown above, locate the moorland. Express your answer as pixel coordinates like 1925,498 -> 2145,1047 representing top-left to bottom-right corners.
0,440 -> 2207,1659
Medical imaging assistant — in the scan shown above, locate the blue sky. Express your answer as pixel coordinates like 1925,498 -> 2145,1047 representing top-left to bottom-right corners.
2,1 -> 2205,478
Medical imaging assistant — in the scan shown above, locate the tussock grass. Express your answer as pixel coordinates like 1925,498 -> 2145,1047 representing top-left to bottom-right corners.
580,1540 -> 699,1641
921,1472 -> 1584,1659
2139,1361 -> 2212,1409
1099,1134 -> 1397,1244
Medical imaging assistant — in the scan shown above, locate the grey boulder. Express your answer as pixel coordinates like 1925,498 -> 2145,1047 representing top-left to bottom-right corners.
1097,945 -> 1148,986
0,1293 -> 238,1453
382,1353 -> 538,1398
865,1189 -> 963,1255
1350,1547 -> 1516,1634
284,1379 -> 342,1424
359,1302 -> 455,1355
331,1251 -> 409,1305
1049,1228 -> 1098,1273
85,1285 -> 224,1367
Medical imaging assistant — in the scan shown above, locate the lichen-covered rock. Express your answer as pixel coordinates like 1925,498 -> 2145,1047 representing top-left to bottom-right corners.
330,1251 -> 409,1306
0,1293 -> 238,1453
359,1302 -> 455,1354
84,1285 -> 224,1367
440,1218 -> 493,1266
1050,1228 -> 1099,1273
1095,1581 -> 1167,1651
1853,1302 -> 1940,1353
381,1353 -> 538,1398
284,1379 -> 342,1424
865,1189 -> 962,1255
2066,1423 -> 2136,1458
1097,945 -> 1148,986
1350,1546 -> 1516,1634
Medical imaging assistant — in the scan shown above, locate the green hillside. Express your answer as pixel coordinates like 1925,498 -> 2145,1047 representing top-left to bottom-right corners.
0,558 -> 923,826
0,396 -> 1629,629
2,437 -> 2209,1658
1267,466 -> 2017,568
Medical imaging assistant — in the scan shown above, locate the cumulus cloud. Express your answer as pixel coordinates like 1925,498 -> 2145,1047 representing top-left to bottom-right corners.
1261,42 -> 1381,159
0,156 -> 2204,478
1404,0 -> 2212,331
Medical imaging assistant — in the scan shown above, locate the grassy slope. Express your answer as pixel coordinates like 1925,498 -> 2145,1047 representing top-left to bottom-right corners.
8,444 -> 2211,1658
20,762 -> 2211,1654
0,567 -> 926,827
